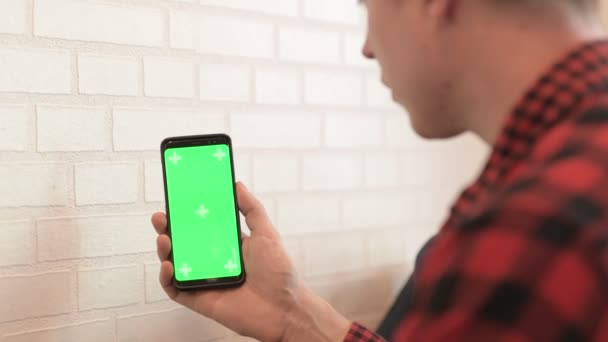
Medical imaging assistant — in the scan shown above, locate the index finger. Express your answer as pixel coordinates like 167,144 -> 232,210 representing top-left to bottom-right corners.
151,212 -> 167,235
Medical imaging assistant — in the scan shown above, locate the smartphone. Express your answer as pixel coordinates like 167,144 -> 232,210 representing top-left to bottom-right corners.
161,134 -> 245,290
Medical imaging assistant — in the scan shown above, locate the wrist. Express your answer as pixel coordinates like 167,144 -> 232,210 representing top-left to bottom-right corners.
283,286 -> 351,342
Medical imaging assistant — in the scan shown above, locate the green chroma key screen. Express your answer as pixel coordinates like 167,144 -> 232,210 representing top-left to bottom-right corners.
164,144 -> 242,282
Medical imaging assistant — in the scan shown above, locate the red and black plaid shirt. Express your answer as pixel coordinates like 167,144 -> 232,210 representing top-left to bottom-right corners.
345,40 -> 608,342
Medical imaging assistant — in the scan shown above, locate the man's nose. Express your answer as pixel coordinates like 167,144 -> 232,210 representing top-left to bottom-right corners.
362,37 -> 375,59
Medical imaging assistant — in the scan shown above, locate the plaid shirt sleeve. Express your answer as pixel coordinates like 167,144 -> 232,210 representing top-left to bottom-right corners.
344,322 -> 386,342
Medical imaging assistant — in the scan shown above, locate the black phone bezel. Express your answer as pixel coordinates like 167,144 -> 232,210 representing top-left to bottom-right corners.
160,133 -> 246,290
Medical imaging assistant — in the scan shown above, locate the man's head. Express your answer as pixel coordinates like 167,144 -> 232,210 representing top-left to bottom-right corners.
361,0 -> 603,142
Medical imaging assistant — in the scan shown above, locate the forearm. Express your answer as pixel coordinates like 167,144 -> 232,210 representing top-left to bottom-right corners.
283,287 -> 352,342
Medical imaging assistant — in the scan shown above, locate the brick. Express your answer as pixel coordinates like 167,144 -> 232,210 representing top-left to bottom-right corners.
367,229 -> 406,266
0,0 -> 27,34
303,0 -> 363,25
78,54 -> 138,96
364,153 -> 400,188
404,226 -> 438,265
113,108 -> 226,151
260,195 -> 277,221
0,163 -> 68,207
0,220 -> 34,266
79,266 -> 140,310
4,320 -> 114,342
343,192 -> 414,229
255,67 -> 301,105
117,308 -> 229,342
253,155 -> 299,193
144,160 -> 164,203
0,104 -> 28,151
276,195 -> 341,235
37,214 -> 156,261
300,232 -> 367,276
0,272 -> 75,322
75,162 -> 139,205
302,154 -> 362,191
385,113 -> 425,148
233,153 -> 252,187
170,10 -> 195,50
37,105 -> 106,152
308,270 -> 397,315
34,0 -> 164,47
200,63 -> 250,102
279,27 -> 340,64
230,110 -> 321,148
0,47 -> 70,94
144,57 -> 194,99
144,262 -> 167,303
198,14 -> 274,58
304,71 -> 363,106
200,0 -> 298,17
324,114 -> 383,148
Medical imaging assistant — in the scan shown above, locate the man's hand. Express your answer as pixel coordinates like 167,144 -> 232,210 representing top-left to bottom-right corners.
151,182 -> 351,342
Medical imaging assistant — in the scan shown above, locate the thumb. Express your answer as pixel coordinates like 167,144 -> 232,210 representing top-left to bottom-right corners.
236,181 -> 278,239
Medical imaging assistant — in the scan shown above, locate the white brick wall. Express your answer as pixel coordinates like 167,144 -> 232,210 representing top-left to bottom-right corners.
0,105 -> 29,151
304,71 -> 363,106
0,0 -> 27,34
0,48 -> 71,94
255,67 -> 301,105
201,0 -> 299,17
34,0 -> 165,47
144,160 -> 164,203
144,57 -> 194,99
276,194 -> 341,235
200,63 -> 251,102
279,27 -> 341,64
303,0 -> 364,25
325,114 -> 384,148
78,54 -> 139,96
170,10 -> 196,50
0,0 -> 487,340
0,272 -> 75,322
116,309 -> 229,342
113,108 -> 226,151
78,266 -> 141,310
0,164 -> 68,207
37,105 -> 107,152
198,14 -> 274,58
144,262 -> 167,303
0,220 -> 35,267
5,319 -> 114,342
253,155 -> 299,193
4,320 -> 114,342
75,162 -> 139,205
37,214 -> 156,261
230,110 -> 321,148
302,154 -> 363,191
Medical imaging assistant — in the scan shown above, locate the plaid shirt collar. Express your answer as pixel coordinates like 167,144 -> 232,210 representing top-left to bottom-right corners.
447,40 -> 608,226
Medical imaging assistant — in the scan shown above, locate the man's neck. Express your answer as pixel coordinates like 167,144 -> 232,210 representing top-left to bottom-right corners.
464,15 -> 605,145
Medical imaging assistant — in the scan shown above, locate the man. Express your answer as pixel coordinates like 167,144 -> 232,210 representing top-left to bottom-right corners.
151,0 -> 608,340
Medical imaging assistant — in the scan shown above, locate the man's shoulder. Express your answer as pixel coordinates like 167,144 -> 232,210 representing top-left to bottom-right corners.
459,99 -> 608,268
